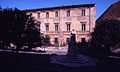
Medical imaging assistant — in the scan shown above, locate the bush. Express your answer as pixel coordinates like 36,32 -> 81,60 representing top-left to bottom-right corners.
90,17 -> 120,56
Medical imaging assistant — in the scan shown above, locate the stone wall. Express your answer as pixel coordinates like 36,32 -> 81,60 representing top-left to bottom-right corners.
97,1 -> 120,23
26,5 -> 96,46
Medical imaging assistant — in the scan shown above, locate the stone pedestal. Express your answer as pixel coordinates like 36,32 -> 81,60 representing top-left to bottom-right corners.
50,31 -> 97,67
67,41 -> 79,57
50,41 -> 97,67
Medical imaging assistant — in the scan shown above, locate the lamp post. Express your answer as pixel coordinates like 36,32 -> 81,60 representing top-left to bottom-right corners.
88,0 -> 92,47
58,9 -> 61,50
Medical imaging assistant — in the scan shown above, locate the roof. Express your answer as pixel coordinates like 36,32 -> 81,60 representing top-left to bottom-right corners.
96,1 -> 120,22
22,4 -> 95,12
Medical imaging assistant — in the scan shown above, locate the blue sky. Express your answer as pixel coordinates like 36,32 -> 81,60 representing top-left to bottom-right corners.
0,0 -> 119,20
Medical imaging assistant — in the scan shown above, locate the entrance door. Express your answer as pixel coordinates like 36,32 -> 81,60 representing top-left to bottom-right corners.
54,38 -> 58,44
81,38 -> 86,42
66,38 -> 70,44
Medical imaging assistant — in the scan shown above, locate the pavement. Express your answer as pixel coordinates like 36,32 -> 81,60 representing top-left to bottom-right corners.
0,45 -> 68,55
0,46 -> 120,72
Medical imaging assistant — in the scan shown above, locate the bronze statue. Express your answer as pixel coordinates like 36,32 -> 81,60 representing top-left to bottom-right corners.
71,29 -> 76,42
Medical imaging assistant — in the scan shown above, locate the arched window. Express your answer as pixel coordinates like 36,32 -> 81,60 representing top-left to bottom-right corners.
67,10 -> 70,17
30,13 -> 32,17
46,12 -> 49,18
38,13 -> 40,18
55,11 -> 58,17
82,10 -> 85,16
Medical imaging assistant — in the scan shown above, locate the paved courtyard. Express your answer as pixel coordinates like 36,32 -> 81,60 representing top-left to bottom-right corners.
0,45 -> 68,55
0,51 -> 120,72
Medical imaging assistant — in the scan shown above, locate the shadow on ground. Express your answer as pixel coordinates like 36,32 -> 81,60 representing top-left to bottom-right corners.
0,51 -> 120,72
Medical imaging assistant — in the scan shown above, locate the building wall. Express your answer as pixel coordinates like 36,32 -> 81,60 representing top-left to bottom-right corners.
97,1 -> 120,23
26,5 -> 95,46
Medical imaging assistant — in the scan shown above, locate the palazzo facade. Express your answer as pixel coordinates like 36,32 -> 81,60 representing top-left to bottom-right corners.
23,4 -> 96,46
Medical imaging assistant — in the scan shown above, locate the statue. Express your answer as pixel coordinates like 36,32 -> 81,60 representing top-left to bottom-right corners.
71,29 -> 76,42
67,29 -> 79,57
50,29 -> 97,67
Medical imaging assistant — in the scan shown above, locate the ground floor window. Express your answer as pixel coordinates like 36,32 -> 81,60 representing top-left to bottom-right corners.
66,38 -> 70,43
81,38 -> 86,42
54,38 -> 58,44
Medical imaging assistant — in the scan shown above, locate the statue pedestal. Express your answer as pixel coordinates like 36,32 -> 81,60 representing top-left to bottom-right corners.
50,55 -> 97,67
67,41 -> 79,57
50,41 -> 97,67
57,55 -> 88,63
50,33 -> 97,67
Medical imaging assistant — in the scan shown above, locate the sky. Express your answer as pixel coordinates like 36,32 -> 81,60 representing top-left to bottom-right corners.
0,0 -> 119,20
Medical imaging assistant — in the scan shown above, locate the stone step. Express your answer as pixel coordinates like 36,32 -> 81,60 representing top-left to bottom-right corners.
60,57 -> 86,61
57,56 -> 88,63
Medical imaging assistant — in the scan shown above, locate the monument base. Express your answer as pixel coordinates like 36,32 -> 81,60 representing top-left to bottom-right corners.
50,55 -> 97,67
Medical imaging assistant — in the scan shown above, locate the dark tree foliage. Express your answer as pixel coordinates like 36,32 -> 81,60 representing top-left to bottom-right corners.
90,17 -> 120,55
0,7 -> 42,53
77,41 -> 88,55
0,7 -> 28,52
43,35 -> 51,46
23,17 -> 42,48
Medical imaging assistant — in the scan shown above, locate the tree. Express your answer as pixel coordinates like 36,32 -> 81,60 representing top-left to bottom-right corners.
23,16 -> 42,48
43,35 -> 51,46
90,17 -> 120,55
0,7 -> 42,53
0,8 -> 29,53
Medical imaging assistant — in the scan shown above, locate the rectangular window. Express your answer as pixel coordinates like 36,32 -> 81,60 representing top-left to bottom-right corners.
54,38 -> 58,44
66,38 -> 70,43
55,24 -> 58,31
38,13 -> 40,18
82,24 -> 86,31
82,10 -> 85,16
67,24 -> 70,31
46,25 -> 49,31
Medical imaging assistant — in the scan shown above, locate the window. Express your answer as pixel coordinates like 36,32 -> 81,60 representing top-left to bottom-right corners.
55,24 -> 58,31
30,13 -> 32,17
37,24 -> 40,31
67,24 -> 70,31
46,24 -> 49,31
81,38 -> 86,42
46,12 -> 49,18
82,10 -> 85,16
38,13 -> 40,18
67,10 -> 70,17
55,11 -> 58,17
36,21 -> 41,31
54,38 -> 58,44
66,38 -> 70,43
82,24 -> 86,31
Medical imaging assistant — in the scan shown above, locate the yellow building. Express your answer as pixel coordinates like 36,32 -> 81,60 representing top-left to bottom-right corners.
23,4 -> 96,46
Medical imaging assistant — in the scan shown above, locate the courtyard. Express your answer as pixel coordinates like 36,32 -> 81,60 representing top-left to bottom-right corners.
0,45 -> 120,72
0,51 -> 120,72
